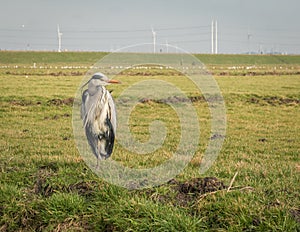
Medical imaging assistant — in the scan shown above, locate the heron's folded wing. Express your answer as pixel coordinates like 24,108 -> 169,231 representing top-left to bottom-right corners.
106,91 -> 117,135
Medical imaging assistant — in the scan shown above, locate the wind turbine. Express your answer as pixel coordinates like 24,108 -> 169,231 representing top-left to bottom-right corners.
57,24 -> 63,52
165,39 -> 169,53
151,26 -> 156,53
247,28 -> 252,54
215,20 -> 218,54
211,20 -> 214,54
211,20 -> 218,54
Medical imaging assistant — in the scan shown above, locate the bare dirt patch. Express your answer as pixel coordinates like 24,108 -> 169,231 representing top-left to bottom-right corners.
33,164 -> 97,198
9,99 -> 34,106
170,177 -> 227,207
68,181 -> 97,197
44,113 -> 71,120
33,163 -> 59,197
47,97 -> 74,106
138,95 -> 223,105
247,96 -> 300,106
146,177 -> 227,207
290,208 -> 300,224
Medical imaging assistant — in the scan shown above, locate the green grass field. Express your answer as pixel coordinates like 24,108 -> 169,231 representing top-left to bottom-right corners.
0,51 -> 299,231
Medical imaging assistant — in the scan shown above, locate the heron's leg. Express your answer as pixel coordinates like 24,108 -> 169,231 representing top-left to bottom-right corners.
95,144 -> 101,170
96,157 -> 100,170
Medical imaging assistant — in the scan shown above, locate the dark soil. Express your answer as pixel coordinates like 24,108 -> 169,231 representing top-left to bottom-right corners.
33,163 -> 59,197
258,138 -> 267,142
44,113 -> 71,120
247,96 -> 300,106
138,95 -> 223,104
175,177 -> 226,195
9,97 -> 74,107
47,97 -> 74,106
214,70 -> 300,76
146,177 -> 227,207
33,164 -> 97,198
67,181 -> 97,197
9,99 -> 33,106
290,208 -> 300,224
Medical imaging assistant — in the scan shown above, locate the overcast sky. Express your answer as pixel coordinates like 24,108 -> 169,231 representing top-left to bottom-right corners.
1,0 -> 300,54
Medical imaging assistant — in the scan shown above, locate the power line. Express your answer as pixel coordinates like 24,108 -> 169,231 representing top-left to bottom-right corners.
1,23 -> 300,53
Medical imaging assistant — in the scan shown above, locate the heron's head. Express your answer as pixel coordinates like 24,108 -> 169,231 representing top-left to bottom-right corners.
90,73 -> 120,86
82,72 -> 120,95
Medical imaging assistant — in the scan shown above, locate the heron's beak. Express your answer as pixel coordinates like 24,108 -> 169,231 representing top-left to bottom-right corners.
108,79 -> 121,84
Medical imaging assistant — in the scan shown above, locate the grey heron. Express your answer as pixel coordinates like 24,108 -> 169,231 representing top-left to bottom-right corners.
81,73 -> 120,168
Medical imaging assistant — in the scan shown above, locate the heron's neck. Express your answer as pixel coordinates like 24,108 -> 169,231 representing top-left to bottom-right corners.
88,84 -> 102,95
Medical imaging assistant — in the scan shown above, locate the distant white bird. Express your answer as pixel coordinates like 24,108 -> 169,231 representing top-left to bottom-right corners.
81,73 -> 120,168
